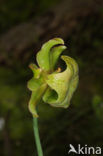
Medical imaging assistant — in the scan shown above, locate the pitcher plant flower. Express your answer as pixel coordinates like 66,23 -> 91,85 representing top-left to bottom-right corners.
27,38 -> 79,117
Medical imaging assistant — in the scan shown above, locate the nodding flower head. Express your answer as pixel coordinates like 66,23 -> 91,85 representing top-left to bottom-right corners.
27,38 -> 79,117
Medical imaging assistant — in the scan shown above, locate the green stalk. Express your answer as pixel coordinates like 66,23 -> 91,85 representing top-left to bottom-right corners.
33,117 -> 43,156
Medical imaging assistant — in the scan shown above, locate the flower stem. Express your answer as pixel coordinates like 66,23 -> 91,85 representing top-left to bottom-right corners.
33,117 -> 43,156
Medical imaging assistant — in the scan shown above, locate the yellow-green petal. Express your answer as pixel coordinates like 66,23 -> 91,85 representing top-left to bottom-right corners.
43,55 -> 79,108
27,64 -> 47,117
36,38 -> 64,71
28,84 -> 47,117
29,63 -> 42,79
50,45 -> 66,70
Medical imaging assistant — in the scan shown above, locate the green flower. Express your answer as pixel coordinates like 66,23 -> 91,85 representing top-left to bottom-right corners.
27,38 -> 79,117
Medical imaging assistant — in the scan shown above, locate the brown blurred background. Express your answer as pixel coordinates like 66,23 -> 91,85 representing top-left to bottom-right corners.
0,0 -> 103,156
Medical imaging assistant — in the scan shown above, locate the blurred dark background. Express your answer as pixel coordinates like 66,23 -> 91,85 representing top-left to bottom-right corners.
0,0 -> 103,156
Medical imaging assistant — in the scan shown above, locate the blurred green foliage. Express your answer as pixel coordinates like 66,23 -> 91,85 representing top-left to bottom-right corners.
92,95 -> 103,121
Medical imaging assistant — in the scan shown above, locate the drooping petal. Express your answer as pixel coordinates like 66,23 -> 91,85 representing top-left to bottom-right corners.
28,84 -> 47,117
36,38 -> 64,71
50,45 -> 66,70
43,55 -> 79,108
27,63 -> 47,117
